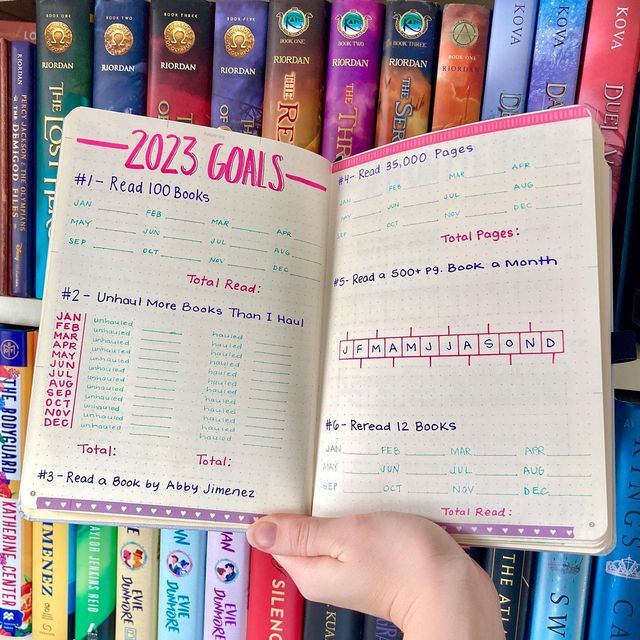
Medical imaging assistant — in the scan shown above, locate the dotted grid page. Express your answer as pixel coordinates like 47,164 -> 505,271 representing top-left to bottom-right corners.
313,107 -> 611,552
21,108 -> 332,527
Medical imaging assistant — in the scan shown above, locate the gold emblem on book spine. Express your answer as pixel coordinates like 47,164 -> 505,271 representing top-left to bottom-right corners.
44,21 -> 73,54
164,20 -> 196,55
450,20 -> 479,47
104,23 -> 134,56
224,25 -> 255,58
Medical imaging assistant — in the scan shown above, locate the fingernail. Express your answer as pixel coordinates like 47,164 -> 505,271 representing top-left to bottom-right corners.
250,521 -> 277,549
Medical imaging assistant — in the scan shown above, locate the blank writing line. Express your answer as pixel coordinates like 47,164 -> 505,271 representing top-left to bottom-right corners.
229,245 -> 268,253
132,414 -> 171,419
290,273 -> 320,282
133,395 -> 173,401
252,369 -> 290,375
246,416 -> 285,422
537,203 -> 582,210
473,454 -> 517,457
163,236 -> 203,243
343,471 -> 379,475
243,434 -> 283,441
166,216 -> 204,225
538,182 -> 581,189
476,473 -> 518,477
131,433 -> 170,438
343,490 -> 380,495
242,443 -> 282,450
545,453 -> 592,457
141,338 -> 181,344
293,238 -> 321,248
94,246 -> 134,253
136,376 -> 177,383
256,342 -> 293,349
140,348 -> 180,354
466,190 -> 509,198
552,493 -> 593,497
344,451 -> 378,456
547,474 -> 592,478
353,210 -> 382,219
160,254 -> 201,262
130,424 -> 171,429
250,378 -> 289,385
467,171 -> 506,178
228,263 -> 266,272
292,255 -> 322,265
353,194 -> 382,203
137,366 -> 178,373
138,357 -> 179,364
231,226 -> 268,235
134,385 -> 176,392
142,329 -> 182,335
246,425 -> 285,431
254,360 -> 291,367
536,161 -> 580,169
95,227 -> 136,234
407,472 -> 447,476
255,351 -> 292,358
248,397 -> 287,404
353,229 -> 382,237
477,492 -> 519,496
249,388 -> 288,395
406,453 -> 445,457
133,404 -> 174,411
467,211 -> 507,218
98,208 -> 138,215
404,200 -> 439,208
408,491 -> 448,495
402,219 -> 438,227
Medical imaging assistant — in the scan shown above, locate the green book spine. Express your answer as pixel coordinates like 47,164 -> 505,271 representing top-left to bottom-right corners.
35,0 -> 91,298
75,525 -> 117,640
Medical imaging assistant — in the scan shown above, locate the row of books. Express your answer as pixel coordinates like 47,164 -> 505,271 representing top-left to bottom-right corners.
3,325 -> 640,639
1,0 -> 639,301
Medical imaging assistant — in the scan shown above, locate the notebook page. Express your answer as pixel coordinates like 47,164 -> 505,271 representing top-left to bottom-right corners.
21,108 -> 331,527
313,107 -> 611,551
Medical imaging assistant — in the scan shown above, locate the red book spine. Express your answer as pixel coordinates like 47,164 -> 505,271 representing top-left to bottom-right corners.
146,0 -> 213,125
576,0 -> 640,212
247,549 -> 304,640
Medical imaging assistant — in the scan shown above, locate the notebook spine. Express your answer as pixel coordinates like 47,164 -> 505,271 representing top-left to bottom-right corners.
322,0 -> 385,161
75,525 -> 117,640
303,602 -> 364,640
375,0 -> 441,146
210,0 -> 269,135
576,0 -> 640,212
146,0 -> 213,125
526,0 -> 589,112
262,0 -> 328,151
9,41 -> 35,298
528,553 -> 592,640
115,526 -> 159,640
480,0 -> 538,120
247,549 -> 304,640
431,3 -> 490,131
586,398 -> 640,639
93,0 -> 148,115
157,529 -> 206,640
203,530 -> 250,640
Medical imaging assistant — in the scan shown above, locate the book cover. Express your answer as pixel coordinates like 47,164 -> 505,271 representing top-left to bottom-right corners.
210,0 -> 269,135
528,552 -> 591,640
146,0 -> 213,126
32,522 -> 77,640
576,0 -> 640,212
203,530 -> 250,640
35,0 -> 92,298
586,398 -> 640,639
115,526 -> 159,640
0,327 -> 35,637
262,0 -> 328,151
431,3 -> 490,131
0,22 -> 36,44
303,602 -> 364,640
481,0 -> 538,120
93,0 -> 149,115
483,549 -> 532,640
526,0 -> 589,112
247,550 -> 304,640
322,0 -> 385,160
157,529 -> 206,640
375,1 -> 441,146
10,41 -> 35,298
75,525 -> 117,640
362,616 -> 403,640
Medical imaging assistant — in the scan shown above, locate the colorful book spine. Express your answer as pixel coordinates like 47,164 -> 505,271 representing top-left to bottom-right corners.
321,0 -> 385,161
247,549 -> 304,640
0,39 -> 10,296
146,0 -> 213,126
32,522 -> 77,640
431,3 -> 490,132
480,0 -> 538,120
586,398 -> 640,639
75,525 -> 117,640
303,602 -> 364,640
262,0 -> 328,151
362,616 -> 403,640
35,0 -> 92,298
210,0 -> 269,135
528,553 -> 591,640
93,0 -> 149,115
576,0 -> 640,211
115,526 -> 159,640
483,549 -> 532,640
10,41 -> 35,298
0,327 -> 35,637
526,0 -> 589,112
157,529 -> 206,640
203,530 -> 250,640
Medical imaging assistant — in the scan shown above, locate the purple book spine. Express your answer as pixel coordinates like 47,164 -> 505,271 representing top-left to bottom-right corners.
203,531 -> 250,640
321,0 -> 385,161
10,41 -> 35,298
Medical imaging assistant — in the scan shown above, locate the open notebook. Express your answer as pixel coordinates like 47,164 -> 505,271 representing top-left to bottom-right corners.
21,106 -> 613,553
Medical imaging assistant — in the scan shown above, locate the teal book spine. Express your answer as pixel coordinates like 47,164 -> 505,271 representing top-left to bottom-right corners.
35,0 -> 92,298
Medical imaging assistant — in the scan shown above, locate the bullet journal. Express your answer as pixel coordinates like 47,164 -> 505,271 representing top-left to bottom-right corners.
21,105 -> 614,553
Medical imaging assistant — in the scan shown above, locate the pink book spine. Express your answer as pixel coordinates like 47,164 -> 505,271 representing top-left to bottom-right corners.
576,0 -> 640,213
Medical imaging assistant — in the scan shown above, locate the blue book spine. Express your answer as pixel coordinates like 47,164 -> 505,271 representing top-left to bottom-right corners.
526,0 -> 588,112
362,615 -> 403,640
528,553 -> 592,640
586,398 -> 640,639
10,41 -> 35,298
210,0 -> 269,135
481,0 -> 538,119
93,0 -> 148,114
157,529 -> 206,640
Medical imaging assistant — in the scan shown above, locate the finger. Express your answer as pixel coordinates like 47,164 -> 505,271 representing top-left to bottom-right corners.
247,514 -> 346,559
